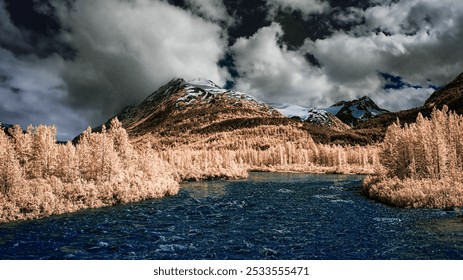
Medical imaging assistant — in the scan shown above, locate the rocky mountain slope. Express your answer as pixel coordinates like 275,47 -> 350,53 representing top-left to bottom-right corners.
115,78 -> 282,137
325,96 -> 389,127
356,71 -> 463,137
83,71 -> 463,146
424,72 -> 463,114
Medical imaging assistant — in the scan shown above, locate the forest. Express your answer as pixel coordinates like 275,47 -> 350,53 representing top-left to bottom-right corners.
0,119 -> 179,223
1,107 -> 462,222
363,106 -> 463,208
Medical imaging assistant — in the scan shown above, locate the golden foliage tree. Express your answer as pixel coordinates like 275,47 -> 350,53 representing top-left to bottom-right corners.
364,106 -> 463,208
0,118 -> 179,223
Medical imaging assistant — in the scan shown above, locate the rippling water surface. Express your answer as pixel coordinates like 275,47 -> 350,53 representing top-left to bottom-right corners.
1,172 -> 462,259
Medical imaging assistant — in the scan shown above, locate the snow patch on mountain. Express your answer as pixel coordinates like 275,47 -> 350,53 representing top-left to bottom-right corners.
176,79 -> 269,109
186,79 -> 223,93
269,103 -> 332,125
325,96 -> 389,126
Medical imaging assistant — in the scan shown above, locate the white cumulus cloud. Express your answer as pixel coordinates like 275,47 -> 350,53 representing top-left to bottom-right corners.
0,0 -> 231,139
231,23 -> 333,107
185,0 -> 233,25
266,0 -> 329,18
304,0 -> 463,111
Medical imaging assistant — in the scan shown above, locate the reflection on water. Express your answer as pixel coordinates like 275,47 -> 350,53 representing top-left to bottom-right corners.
0,172 -> 462,260
182,180 -> 230,200
415,216 -> 463,256
422,218 -> 463,233
418,215 -> 463,244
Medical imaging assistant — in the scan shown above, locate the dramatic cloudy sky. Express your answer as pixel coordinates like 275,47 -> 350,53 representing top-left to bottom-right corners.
1,0 -> 463,139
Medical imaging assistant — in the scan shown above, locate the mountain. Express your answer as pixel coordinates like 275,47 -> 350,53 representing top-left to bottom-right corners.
325,96 -> 389,127
114,78 -> 283,138
424,72 -> 463,114
356,71 -> 463,138
268,103 -> 349,131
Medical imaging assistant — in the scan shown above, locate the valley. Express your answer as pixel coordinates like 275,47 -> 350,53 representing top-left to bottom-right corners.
1,72 -> 463,222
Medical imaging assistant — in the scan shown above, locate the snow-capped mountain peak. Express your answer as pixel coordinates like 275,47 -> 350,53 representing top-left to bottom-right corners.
176,78 -> 268,109
325,95 -> 389,126
110,78 -> 282,136
186,79 -> 222,91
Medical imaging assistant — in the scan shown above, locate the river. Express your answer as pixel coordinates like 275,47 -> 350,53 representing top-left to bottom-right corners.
0,172 -> 462,259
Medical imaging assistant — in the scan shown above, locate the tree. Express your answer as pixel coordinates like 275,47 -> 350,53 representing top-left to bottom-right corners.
30,125 -> 57,179
0,129 -> 22,194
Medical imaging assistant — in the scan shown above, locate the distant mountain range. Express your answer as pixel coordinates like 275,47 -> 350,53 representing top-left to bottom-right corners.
266,103 -> 348,129
267,96 -> 389,128
104,78 -> 388,145
4,71 -> 463,146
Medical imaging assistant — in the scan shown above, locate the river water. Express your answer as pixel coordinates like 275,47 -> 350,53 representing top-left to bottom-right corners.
0,172 -> 462,259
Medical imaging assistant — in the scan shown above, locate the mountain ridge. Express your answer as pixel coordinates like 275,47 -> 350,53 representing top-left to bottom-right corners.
117,78 -> 283,138
325,95 -> 389,127
424,72 -> 463,113
356,71 -> 463,135
268,103 -> 349,131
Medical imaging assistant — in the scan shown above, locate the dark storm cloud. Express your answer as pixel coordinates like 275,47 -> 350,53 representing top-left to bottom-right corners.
303,0 -> 463,110
0,0 -> 74,59
0,0 -> 84,140
231,23 -> 333,106
266,0 -> 374,49
223,0 -> 273,45
0,47 -> 86,140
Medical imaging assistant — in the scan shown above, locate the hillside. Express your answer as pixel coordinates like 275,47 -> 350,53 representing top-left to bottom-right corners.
116,78 -> 281,137
356,71 -> 463,139
424,72 -> 463,114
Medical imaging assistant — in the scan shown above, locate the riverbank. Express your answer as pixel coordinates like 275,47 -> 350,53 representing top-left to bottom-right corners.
2,172 -> 462,260
0,120 -> 179,223
363,176 -> 463,208
362,108 -> 463,209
